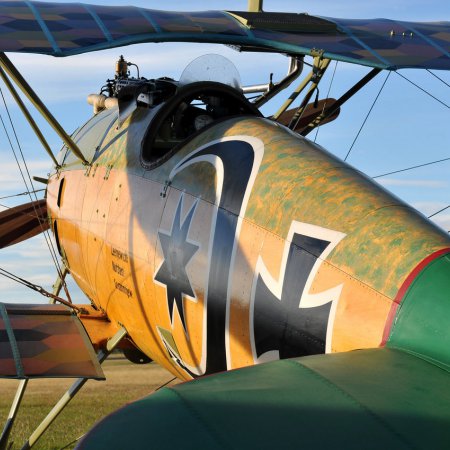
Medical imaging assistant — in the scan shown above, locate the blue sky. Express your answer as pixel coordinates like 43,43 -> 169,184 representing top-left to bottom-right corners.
0,0 -> 448,303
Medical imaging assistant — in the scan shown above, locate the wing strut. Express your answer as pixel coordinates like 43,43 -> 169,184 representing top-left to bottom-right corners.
49,266 -> 69,304
0,380 -> 27,450
252,57 -> 303,107
0,65 -> 59,168
272,55 -> 331,121
0,53 -> 89,166
247,0 -> 263,12
270,59 -> 381,133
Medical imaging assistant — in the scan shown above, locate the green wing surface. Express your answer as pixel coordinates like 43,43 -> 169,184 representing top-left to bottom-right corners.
79,251 -> 450,448
0,1 -> 448,70
78,348 -> 450,449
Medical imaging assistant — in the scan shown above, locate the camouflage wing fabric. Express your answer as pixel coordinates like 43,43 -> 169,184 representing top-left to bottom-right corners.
0,1 -> 448,70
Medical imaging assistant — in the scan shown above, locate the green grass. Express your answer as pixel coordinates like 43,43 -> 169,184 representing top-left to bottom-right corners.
0,356 -> 177,449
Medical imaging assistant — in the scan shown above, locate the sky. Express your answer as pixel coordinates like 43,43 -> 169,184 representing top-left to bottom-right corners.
0,0 -> 449,303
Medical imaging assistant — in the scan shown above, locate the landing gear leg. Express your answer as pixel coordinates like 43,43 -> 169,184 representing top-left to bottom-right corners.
0,379 -> 28,450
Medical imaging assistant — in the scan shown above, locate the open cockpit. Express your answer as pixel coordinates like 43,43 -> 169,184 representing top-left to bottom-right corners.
86,54 -> 261,169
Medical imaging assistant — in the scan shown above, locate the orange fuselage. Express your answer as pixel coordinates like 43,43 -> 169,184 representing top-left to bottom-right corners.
47,108 -> 450,380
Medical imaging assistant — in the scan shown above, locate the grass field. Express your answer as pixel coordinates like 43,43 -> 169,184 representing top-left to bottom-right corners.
0,356 -> 178,449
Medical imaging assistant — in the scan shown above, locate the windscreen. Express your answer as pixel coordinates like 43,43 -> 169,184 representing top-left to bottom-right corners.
179,54 -> 242,90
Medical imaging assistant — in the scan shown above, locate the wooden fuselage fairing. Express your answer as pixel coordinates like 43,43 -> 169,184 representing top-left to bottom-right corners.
46,96 -> 450,380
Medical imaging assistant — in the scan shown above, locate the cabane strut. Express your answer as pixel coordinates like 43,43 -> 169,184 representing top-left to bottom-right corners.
0,52 -> 89,166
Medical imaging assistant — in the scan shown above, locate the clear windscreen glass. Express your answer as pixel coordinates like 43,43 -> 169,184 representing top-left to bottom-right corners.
179,54 -> 242,90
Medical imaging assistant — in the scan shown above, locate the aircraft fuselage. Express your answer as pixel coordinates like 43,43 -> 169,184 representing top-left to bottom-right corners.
47,94 -> 450,380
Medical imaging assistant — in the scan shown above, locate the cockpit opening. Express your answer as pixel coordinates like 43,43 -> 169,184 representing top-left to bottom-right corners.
140,81 -> 261,168
87,54 -> 262,169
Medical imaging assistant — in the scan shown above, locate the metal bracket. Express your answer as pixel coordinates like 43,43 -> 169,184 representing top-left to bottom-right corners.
91,163 -> 99,178
287,57 -> 330,130
273,56 -> 330,121
103,164 -> 113,180
310,48 -> 325,58
85,162 -> 99,177
84,163 -> 93,177
160,180 -> 171,198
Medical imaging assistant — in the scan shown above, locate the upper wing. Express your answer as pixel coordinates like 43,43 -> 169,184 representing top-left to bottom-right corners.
77,348 -> 450,449
0,1 -> 448,70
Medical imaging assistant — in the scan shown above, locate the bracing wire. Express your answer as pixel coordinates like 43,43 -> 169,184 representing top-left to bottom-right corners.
344,71 -> 391,161
0,88 -> 60,268
0,84 -> 72,301
0,87 -> 46,207
313,60 -> 338,143
372,69 -> 450,183
155,376 -> 177,391
0,111 -> 31,193
0,188 -> 45,201
372,156 -> 450,178
426,69 -> 450,88
0,89 -> 44,206
396,71 -> 449,108
428,204 -> 450,219
58,435 -> 85,450
0,265 -> 46,293
0,265 -> 81,311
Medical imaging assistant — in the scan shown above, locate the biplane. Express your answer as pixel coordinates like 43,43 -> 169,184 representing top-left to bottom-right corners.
0,0 -> 449,448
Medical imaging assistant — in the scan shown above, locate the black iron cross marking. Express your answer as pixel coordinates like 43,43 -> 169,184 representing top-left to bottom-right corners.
252,232 -> 333,360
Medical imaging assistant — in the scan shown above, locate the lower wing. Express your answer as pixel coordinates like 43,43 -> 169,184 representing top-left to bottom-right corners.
78,347 -> 450,449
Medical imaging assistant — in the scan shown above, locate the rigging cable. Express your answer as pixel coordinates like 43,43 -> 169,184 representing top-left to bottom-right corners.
0,84 -> 72,301
395,72 -> 449,109
344,71 -> 391,161
372,69 -> 450,178
372,156 -> 450,178
428,204 -> 450,219
313,60 -> 338,143
0,87 -> 55,240
426,69 -> 450,89
58,436 -> 85,450
155,376 -> 177,391
0,265 -> 82,311
0,188 -> 44,201
0,87 -> 60,269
